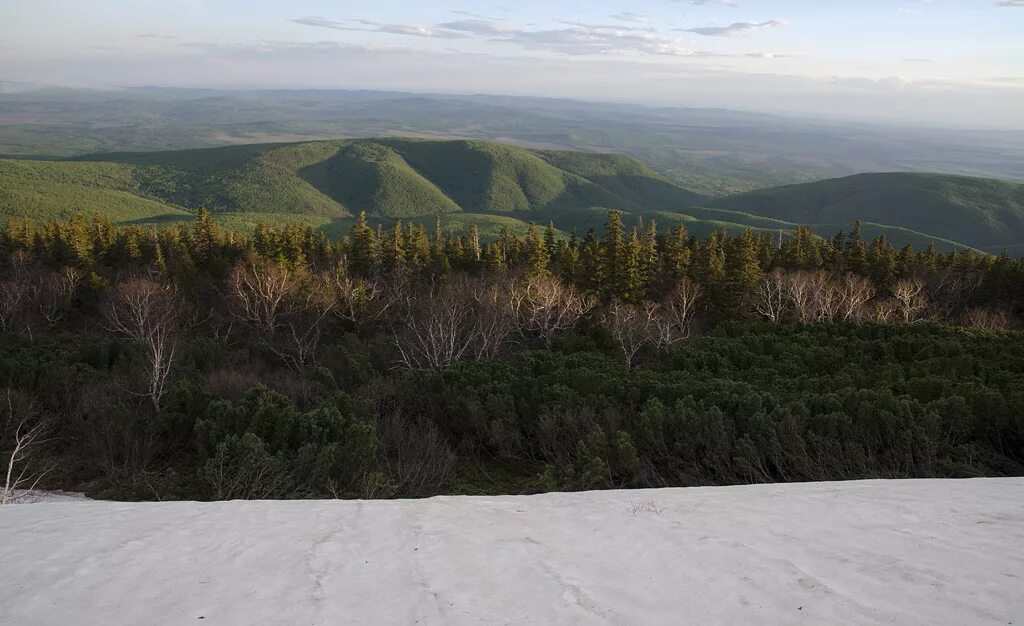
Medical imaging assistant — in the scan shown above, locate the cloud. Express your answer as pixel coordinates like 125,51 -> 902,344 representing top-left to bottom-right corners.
559,20 -> 656,32
295,15 -> 686,54
138,33 -> 178,39
680,20 -> 786,37
687,0 -> 741,7
449,10 -> 499,20
290,16 -> 347,30
377,24 -> 468,39
436,19 -> 518,35
611,12 -> 648,23
292,16 -> 467,39
997,1 -> 1024,6
438,20 -> 691,56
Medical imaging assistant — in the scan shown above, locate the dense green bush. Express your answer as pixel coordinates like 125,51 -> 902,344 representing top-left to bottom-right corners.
369,323 -> 1024,490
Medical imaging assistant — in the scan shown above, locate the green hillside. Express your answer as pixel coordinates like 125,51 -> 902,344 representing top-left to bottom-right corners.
0,138 -> 705,223
709,173 -> 1024,253
0,159 -> 191,223
2,141 -> 1021,252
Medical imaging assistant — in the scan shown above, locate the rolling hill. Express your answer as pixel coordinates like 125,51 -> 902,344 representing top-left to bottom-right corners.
2,139 -> 1023,252
0,138 -> 702,221
709,173 -> 1024,254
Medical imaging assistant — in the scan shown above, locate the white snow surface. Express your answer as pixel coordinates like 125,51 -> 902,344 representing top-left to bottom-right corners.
1,478 -> 1023,625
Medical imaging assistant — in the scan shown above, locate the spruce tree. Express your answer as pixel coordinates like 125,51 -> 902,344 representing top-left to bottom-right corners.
349,211 -> 378,276
696,230 -> 726,308
544,220 -> 557,258
638,218 -> 659,295
482,242 -> 505,274
868,235 -> 897,288
724,230 -> 762,314
845,221 -> 868,274
660,225 -> 691,290
579,229 -> 602,293
193,207 -> 219,263
524,223 -> 551,279
601,210 -> 628,298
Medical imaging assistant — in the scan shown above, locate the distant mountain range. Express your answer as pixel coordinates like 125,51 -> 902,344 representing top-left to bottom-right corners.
1,138 -> 1022,252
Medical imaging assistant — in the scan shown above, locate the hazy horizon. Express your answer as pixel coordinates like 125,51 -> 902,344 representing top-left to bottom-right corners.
2,0 -> 1022,129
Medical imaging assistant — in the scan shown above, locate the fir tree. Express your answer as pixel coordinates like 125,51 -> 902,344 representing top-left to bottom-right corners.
601,210 -> 628,299
724,230 -> 762,313
524,223 -> 551,279
544,220 -> 557,258
844,221 -> 868,274
579,229 -> 603,293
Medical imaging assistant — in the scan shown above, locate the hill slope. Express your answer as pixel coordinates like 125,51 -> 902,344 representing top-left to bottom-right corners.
3,142 -> 1023,252
0,138 -> 705,227
709,173 -> 1024,253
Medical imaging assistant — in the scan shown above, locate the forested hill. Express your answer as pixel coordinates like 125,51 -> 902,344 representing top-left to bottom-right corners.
709,173 -> 1024,254
3,139 -> 1024,252
0,138 -> 702,220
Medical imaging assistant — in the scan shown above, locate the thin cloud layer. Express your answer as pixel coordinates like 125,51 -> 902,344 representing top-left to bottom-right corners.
680,20 -> 786,37
292,16 -> 468,39
295,17 -> 697,57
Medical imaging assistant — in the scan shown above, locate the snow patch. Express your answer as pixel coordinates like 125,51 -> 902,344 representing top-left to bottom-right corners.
1,478 -> 1022,625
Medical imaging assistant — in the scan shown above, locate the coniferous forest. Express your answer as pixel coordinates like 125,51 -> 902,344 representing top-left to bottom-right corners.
1,209 -> 1022,501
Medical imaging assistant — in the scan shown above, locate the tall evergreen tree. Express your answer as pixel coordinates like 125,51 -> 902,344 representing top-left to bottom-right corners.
579,229 -> 603,293
724,230 -> 762,313
844,221 -> 868,274
544,220 -> 558,258
349,211 -> 379,276
524,223 -> 551,279
601,210 -> 628,299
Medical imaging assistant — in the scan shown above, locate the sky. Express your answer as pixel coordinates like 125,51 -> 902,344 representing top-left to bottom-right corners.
1,0 -> 1022,127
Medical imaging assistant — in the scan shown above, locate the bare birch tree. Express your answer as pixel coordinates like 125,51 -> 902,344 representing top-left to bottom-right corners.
603,300 -> 660,367
272,278 -> 337,369
963,307 -> 1013,332
468,276 -> 521,360
654,278 -> 702,347
784,271 -> 818,324
229,260 -> 293,336
838,273 -> 875,322
0,252 -> 30,333
1,389 -> 53,505
104,279 -> 181,410
892,278 -> 928,323
326,265 -> 393,327
869,297 -> 899,324
811,272 -> 843,323
756,270 -> 787,323
519,275 -> 595,347
927,269 -> 983,320
20,267 -> 82,338
393,282 -> 479,369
